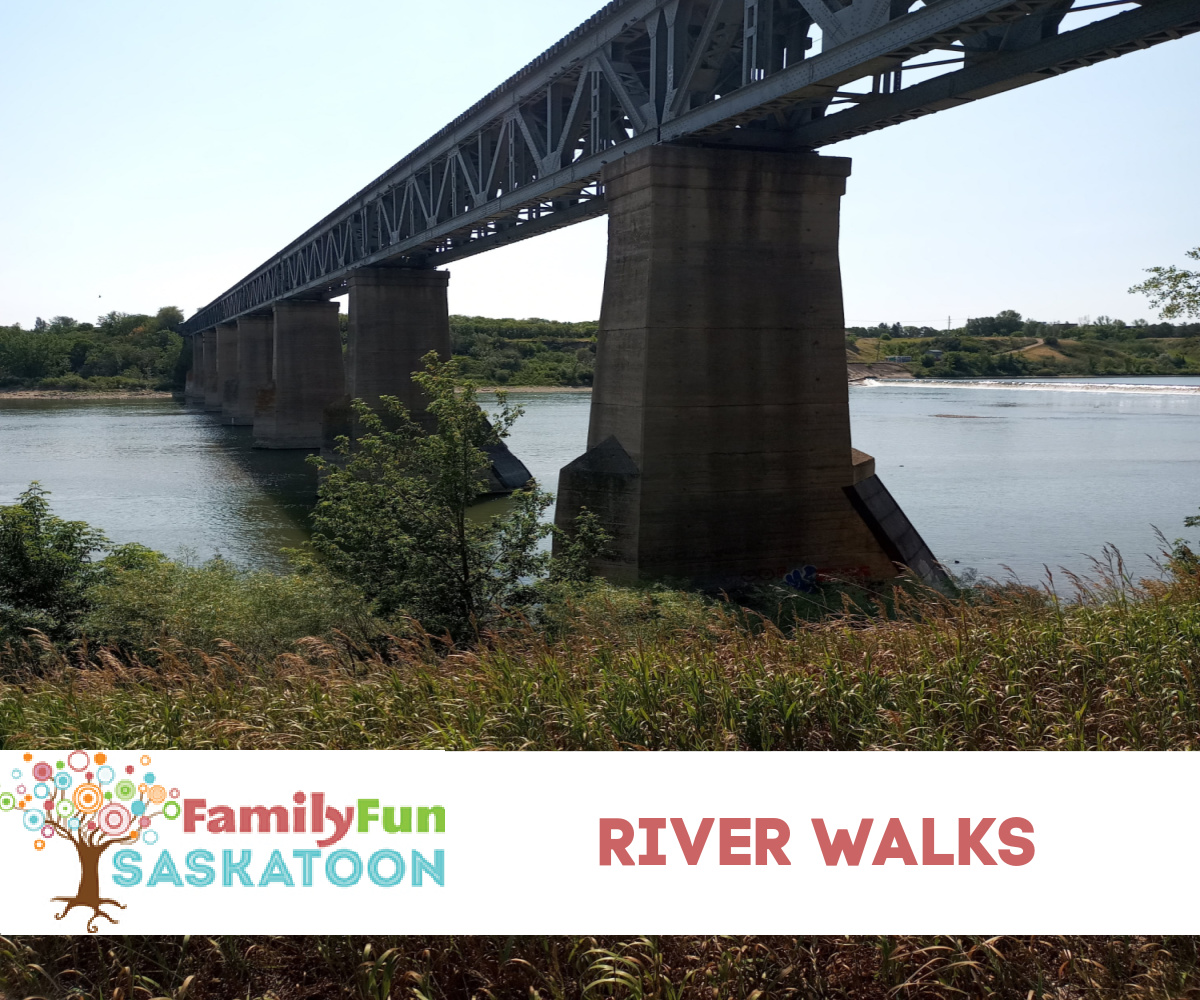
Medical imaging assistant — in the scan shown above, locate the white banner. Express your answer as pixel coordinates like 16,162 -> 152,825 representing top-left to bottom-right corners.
0,750 -> 1195,934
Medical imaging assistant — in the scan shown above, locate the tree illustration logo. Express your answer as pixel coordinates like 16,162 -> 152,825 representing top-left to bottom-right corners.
1,752 -> 181,933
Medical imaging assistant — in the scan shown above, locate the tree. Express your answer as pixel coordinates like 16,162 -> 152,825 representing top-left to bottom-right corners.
0,752 -> 182,932
0,484 -> 108,641
966,310 -> 1023,337
1130,248 -> 1200,320
309,354 -> 604,638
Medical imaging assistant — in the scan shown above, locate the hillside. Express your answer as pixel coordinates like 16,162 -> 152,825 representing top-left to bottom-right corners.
451,314 -> 598,386
848,313 -> 1200,378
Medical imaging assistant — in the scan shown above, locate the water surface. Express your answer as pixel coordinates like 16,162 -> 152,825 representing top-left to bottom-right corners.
2,378 -> 1198,583
0,398 -> 315,570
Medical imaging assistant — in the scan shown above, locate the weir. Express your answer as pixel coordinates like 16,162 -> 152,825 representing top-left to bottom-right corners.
180,0 -> 1200,586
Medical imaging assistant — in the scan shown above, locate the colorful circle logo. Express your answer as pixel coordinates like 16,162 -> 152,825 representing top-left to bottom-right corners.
55,799 -> 75,819
114,779 -> 137,801
73,784 -> 104,814
98,802 -> 132,836
22,810 -> 45,832
54,772 -> 73,790
31,762 -> 53,782
0,792 -> 15,812
67,751 -> 90,772
96,765 -> 115,785
148,785 -> 167,805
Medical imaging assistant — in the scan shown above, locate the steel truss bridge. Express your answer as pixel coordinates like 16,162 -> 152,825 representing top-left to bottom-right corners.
182,0 -> 1200,334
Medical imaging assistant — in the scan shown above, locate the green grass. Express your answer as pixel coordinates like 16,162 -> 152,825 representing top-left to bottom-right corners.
2,565 -> 1197,751
1,934 -> 1197,999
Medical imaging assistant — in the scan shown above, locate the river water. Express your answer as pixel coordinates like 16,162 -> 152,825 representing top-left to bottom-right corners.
2,376 -> 1198,583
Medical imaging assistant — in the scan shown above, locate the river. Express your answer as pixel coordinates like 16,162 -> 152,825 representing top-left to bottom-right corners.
2,376 -> 1198,584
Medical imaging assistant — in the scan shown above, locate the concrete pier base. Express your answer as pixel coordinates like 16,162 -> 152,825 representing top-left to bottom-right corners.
329,267 -> 531,492
254,300 -> 344,449
555,144 -> 931,587
229,315 -> 273,427
201,329 -> 222,412
185,336 -> 204,403
346,268 -> 451,417
216,322 -> 239,422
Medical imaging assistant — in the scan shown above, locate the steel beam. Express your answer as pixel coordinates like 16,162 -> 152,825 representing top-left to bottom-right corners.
787,0 -> 1200,147
183,0 -> 1200,334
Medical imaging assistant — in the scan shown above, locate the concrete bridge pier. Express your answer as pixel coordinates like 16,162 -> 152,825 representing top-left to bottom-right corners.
254,300 -> 344,449
345,267 -> 451,419
185,335 -> 204,403
228,315 -> 273,427
216,322 -> 239,422
330,266 -> 531,491
201,328 -> 222,412
556,144 -> 941,587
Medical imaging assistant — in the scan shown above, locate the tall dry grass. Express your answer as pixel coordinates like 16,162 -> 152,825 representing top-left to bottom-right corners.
1,934 -> 1197,999
1,565 -> 1197,751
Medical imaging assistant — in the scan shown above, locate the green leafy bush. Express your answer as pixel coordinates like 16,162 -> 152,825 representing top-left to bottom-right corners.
0,484 -> 108,641
310,355 -> 582,638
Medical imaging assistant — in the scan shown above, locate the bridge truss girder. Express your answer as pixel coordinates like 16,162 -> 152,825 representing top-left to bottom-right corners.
183,0 -> 1200,334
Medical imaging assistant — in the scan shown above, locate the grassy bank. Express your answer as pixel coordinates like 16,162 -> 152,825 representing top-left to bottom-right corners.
3,567 -> 1198,751
450,314 -> 598,387
849,334 -> 1200,379
2,934 -> 1197,999
847,312 -> 1200,378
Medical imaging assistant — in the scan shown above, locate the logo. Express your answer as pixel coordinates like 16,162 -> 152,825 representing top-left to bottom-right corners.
0,751 -> 181,933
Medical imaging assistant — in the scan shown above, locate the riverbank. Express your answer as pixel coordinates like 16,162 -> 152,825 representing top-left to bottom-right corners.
4,563 -> 1198,750
891,377 -> 1200,393
0,388 -> 175,400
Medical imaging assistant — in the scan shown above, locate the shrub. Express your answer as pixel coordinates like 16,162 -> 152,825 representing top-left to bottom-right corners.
309,354 -> 604,639
81,546 -> 379,657
0,484 -> 108,641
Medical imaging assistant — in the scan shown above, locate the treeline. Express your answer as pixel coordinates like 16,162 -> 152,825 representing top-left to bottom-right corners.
849,310 -> 1200,342
450,314 -> 598,387
0,310 -> 598,392
0,308 -> 187,391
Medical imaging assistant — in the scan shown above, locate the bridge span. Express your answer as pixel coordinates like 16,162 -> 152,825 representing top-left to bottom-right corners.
183,0 -> 1200,587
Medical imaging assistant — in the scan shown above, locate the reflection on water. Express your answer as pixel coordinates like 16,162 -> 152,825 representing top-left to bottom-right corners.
0,397 -> 315,570
3,378 -> 1198,582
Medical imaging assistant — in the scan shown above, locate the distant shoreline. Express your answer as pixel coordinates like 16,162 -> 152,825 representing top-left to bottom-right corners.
474,385 -> 593,394
0,389 -> 176,400
4,371 -> 1197,403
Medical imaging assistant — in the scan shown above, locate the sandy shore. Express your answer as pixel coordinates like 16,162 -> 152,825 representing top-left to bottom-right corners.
0,389 -> 176,400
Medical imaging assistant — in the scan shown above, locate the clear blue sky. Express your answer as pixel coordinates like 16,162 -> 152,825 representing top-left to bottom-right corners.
1,1 -> 1197,329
